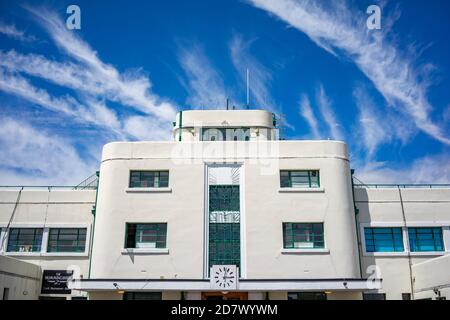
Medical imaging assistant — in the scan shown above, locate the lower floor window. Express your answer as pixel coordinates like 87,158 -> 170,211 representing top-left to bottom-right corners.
363,293 -> 386,300
123,292 -> 162,300
209,223 -> 240,269
408,227 -> 444,252
7,228 -> 43,252
47,228 -> 87,252
283,223 -> 324,249
126,223 -> 167,249
288,292 -> 327,300
364,227 -> 404,252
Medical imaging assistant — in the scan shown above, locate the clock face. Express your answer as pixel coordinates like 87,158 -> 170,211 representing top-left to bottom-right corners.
213,266 -> 236,289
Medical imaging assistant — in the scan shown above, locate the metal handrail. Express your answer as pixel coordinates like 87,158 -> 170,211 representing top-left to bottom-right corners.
0,186 -> 97,190
354,184 -> 450,189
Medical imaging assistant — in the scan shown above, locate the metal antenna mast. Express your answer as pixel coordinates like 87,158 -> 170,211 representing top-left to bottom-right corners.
246,68 -> 250,109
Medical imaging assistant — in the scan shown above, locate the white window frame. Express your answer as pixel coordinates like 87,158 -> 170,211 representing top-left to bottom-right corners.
0,223 -> 91,257
360,222 -> 450,257
280,221 -> 330,254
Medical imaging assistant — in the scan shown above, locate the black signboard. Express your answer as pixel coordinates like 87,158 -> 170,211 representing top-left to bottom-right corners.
41,270 -> 73,294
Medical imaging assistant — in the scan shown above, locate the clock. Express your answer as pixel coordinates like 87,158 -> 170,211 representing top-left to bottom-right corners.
210,265 -> 238,290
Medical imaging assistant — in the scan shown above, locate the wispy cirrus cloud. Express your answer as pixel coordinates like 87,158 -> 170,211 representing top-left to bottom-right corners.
229,34 -> 275,111
355,153 -> 450,184
353,86 -> 415,159
0,117 -> 94,185
299,94 -> 320,139
178,44 -> 235,109
316,85 -> 344,141
0,22 -> 36,42
0,7 -> 177,140
248,0 -> 450,145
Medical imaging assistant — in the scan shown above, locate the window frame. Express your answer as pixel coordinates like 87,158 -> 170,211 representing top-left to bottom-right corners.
124,223 -> 168,253
201,127 -> 250,142
6,228 -> 44,253
280,170 -> 320,189
282,222 -> 325,250
128,170 -> 169,188
408,227 -> 444,252
47,228 -> 87,253
363,227 -> 405,253
1,224 -> 91,257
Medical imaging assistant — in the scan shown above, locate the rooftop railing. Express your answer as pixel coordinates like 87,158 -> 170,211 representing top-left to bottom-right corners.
0,186 -> 97,191
354,184 -> 450,189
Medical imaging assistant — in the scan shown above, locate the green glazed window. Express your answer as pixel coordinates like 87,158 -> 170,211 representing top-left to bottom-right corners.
7,228 -> 43,252
47,228 -> 87,253
280,170 -> 320,188
129,171 -> 169,188
283,223 -> 324,249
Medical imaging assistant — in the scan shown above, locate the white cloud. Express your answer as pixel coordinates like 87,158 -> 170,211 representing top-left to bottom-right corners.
355,153 -> 450,184
248,0 -> 450,145
0,118 -> 94,185
0,7 -> 178,142
229,34 -> 275,111
0,69 -> 123,133
353,86 -> 416,159
178,45 -> 235,109
299,94 -> 320,139
316,85 -> 344,141
0,22 -> 36,42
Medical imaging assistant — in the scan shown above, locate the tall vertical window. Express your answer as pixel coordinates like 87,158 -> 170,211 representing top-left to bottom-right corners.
408,227 -> 444,252
364,227 -> 404,252
7,228 -> 43,252
280,170 -> 320,188
125,223 -> 167,249
47,228 -> 87,253
208,185 -> 240,271
129,171 -> 169,188
283,223 -> 324,249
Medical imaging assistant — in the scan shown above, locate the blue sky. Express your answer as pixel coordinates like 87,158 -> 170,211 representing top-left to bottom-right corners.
0,0 -> 449,185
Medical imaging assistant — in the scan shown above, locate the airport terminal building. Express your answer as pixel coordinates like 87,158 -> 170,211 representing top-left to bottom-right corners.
1,109 -> 449,300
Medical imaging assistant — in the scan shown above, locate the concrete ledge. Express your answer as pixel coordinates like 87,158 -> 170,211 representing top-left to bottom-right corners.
121,248 -> 169,254
125,187 -> 172,193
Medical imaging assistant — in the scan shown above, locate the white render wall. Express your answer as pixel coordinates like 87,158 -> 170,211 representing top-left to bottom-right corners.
355,187 -> 450,300
0,189 -> 95,298
90,140 -> 361,281
0,255 -> 41,300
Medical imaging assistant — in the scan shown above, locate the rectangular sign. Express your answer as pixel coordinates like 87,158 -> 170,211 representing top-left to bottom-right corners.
41,270 -> 73,294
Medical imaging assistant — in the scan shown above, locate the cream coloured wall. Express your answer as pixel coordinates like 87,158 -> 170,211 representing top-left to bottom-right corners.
0,189 -> 95,298
0,255 -> 41,300
355,187 -> 450,300
90,139 -> 360,282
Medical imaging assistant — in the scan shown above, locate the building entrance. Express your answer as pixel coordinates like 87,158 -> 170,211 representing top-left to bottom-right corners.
202,292 -> 248,300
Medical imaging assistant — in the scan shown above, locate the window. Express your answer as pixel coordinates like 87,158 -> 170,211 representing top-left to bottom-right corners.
7,228 -> 43,252
123,292 -> 162,300
202,128 -> 250,141
47,228 -> 87,253
364,227 -> 404,253
125,223 -> 167,249
3,288 -> 9,300
208,185 -> 241,271
283,223 -> 324,249
408,227 -> 444,252
288,292 -> 327,300
280,170 -> 320,188
402,293 -> 411,300
129,171 -> 168,188
363,293 -> 386,300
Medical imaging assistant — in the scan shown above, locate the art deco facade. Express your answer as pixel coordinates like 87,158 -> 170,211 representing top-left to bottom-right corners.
1,110 -> 449,300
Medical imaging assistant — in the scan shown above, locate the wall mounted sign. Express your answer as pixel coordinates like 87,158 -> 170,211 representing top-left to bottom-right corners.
41,270 -> 73,294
